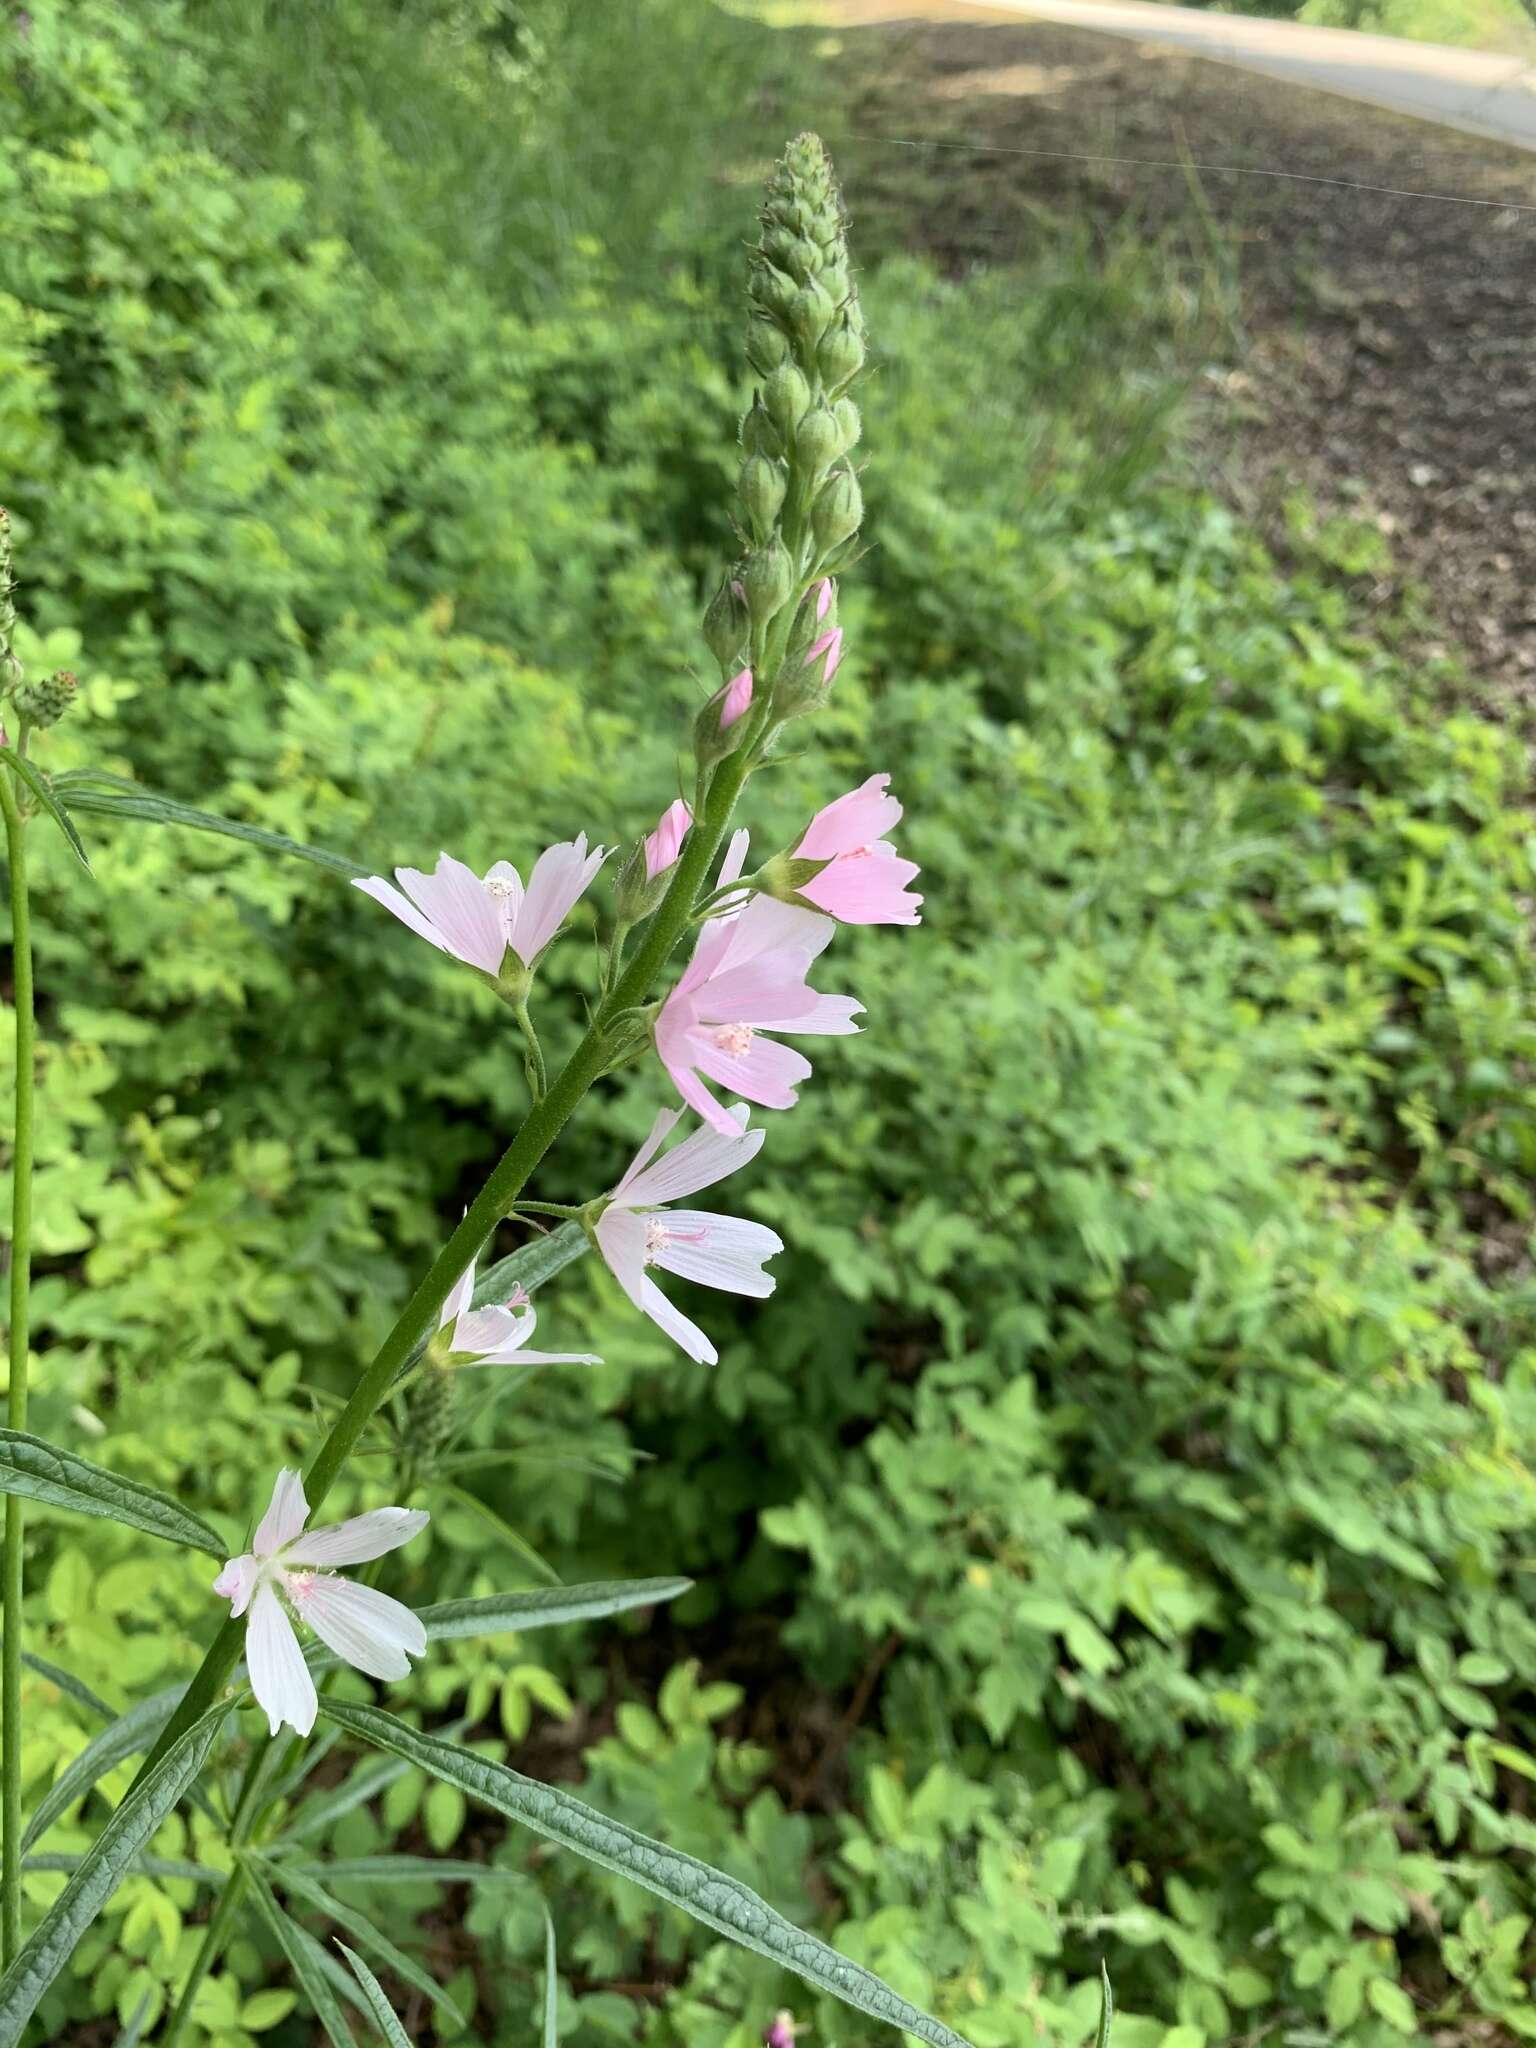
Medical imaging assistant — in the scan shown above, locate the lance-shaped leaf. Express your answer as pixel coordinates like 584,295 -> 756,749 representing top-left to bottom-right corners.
323,1701 -> 977,2048
1095,1964 -> 1115,2048
53,772 -> 365,878
0,1702 -> 231,2039
476,1221 -> 589,1302
306,1579 -> 692,1673
23,1684 -> 183,1851
245,1867 -> 356,2048
24,1850 -> 223,1885
2,751 -> 91,871
257,1855 -> 463,2027
336,1940 -> 412,2048
543,1912 -> 560,2048
0,1430 -> 226,1557
279,1854 -> 527,1888
2,1639 -> 115,1720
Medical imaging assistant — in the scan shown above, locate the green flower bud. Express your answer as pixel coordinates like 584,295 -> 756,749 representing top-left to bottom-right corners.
740,398 -> 782,460
743,539 -> 792,623
745,317 -> 790,377
702,576 -> 749,670
817,316 -> 865,390
12,669 -> 76,729
750,260 -> 799,323
740,455 -> 787,539
812,467 -> 863,552
789,280 -> 834,350
408,1361 -> 459,1466
832,397 -> 862,455
763,364 -> 810,437
794,404 -> 840,475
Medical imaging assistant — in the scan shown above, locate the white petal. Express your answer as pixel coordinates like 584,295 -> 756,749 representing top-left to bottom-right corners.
212,1553 -> 260,1619
282,1507 -> 430,1567
247,1583 -> 317,1737
253,1469 -> 310,1557
612,1105 -> 687,1199
440,1249 -> 477,1333
648,1210 -> 782,1297
286,1573 -> 425,1681
352,875 -> 452,955
459,1346 -> 602,1368
400,855 -> 505,974
640,1274 -> 716,1365
595,1207 -> 647,1311
617,1106 -> 761,1208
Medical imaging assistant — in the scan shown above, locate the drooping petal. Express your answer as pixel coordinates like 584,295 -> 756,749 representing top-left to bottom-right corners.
459,1343 -> 602,1368
212,1553 -> 260,1619
689,1028 -> 812,1111
639,1273 -> 717,1366
659,1047 -> 740,1137
647,1211 -> 782,1298
285,1572 -> 425,1682
615,1105 -> 762,1209
508,835 -> 607,964
398,855 -> 506,973
795,774 -> 904,862
595,1206 -> 648,1312
281,1507 -> 430,1568
253,1469 -> 310,1557
352,875 -> 453,957
247,1582 -> 318,1737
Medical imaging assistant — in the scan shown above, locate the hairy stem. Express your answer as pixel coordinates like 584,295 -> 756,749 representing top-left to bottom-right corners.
128,743 -> 754,1793
0,768 -> 33,1967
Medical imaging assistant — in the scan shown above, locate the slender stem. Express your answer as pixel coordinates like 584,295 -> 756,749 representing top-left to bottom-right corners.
0,766 -> 32,1969
161,1864 -> 247,2048
127,743 -> 755,1794
513,997 -> 547,1101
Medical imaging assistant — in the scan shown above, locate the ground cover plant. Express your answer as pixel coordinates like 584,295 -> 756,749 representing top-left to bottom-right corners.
1,2 -> 1534,2045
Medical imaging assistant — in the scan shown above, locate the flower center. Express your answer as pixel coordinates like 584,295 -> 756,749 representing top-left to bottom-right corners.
712,1022 -> 754,1057
643,1217 -> 709,1265
284,1569 -> 321,1608
506,1284 -> 530,1310
484,876 -> 517,901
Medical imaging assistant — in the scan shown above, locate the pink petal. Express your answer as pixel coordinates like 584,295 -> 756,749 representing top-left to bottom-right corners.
689,1027 -> 812,1111
800,846 -> 923,927
716,667 -> 753,731
639,1274 -> 717,1365
714,894 -> 836,976
616,1105 -> 762,1209
253,1469 -> 309,1557
284,1572 -> 425,1681
647,1211 -> 782,1298
803,627 -> 843,685
352,876 -> 453,957
282,1507 -> 430,1568
643,800 -> 693,882
613,1107 -> 687,1199
749,991 -> 864,1035
246,1582 -> 317,1737
400,855 -> 506,974
815,577 -> 835,621
795,774 -> 903,862
213,1554 -> 259,1619
509,835 -> 607,964
662,1046 -> 744,1136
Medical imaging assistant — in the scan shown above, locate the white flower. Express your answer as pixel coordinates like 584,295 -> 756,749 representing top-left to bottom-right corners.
595,1105 -> 782,1366
213,1470 -> 430,1738
439,1251 -> 600,1368
353,838 -> 609,976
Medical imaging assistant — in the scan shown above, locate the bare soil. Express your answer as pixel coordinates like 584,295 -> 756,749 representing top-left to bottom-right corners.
824,1 -> 1536,706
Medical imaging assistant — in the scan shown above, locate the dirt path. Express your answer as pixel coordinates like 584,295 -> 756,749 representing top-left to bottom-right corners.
825,2 -> 1536,703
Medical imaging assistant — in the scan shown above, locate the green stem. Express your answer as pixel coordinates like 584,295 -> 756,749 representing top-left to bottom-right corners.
0,766 -> 32,1969
127,744 -> 755,1794
513,997 -> 547,1101
161,1864 -> 247,2047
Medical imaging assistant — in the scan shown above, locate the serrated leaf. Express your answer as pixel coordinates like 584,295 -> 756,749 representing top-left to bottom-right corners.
2,750 -> 91,871
54,772 -> 363,878
23,1684 -> 183,1851
0,1430 -> 225,1556
323,1700 -> 975,2048
0,1702 -> 230,2039
258,1855 -> 462,2026
244,1867 -> 355,2048
335,1940 -> 412,2048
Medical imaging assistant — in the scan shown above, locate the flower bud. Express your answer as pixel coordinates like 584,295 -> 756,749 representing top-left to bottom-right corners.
789,280 -> 834,350
614,799 -> 693,921
702,576 -> 749,670
694,667 -> 754,768
740,398 -> 781,460
745,317 -> 790,377
12,668 -> 76,729
740,455 -> 787,540
763,364 -> 810,438
750,260 -> 799,323
794,404 -> 840,475
817,316 -> 865,390
812,467 -> 863,552
743,539 -> 792,624
832,397 -> 862,455
408,1361 -> 459,1465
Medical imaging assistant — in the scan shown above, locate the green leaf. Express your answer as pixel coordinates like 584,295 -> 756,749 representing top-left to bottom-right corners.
283,1854 -> 526,1888
2,750 -> 91,871
244,1867 -> 356,2048
273,1750 -> 415,1846
543,1911 -> 559,2048
112,1989 -> 152,2048
1095,1963 -> 1114,2048
1,1639 -> 114,1720
476,1221 -> 589,1302
23,1851 -> 223,1886
439,1482 -> 561,1585
259,1855 -> 463,2026
335,1939 -> 412,2048
23,1684 -> 181,1851
323,1701 -> 976,2048
0,1430 -> 226,1557
418,1579 -> 691,1643
54,772 -> 364,878
0,1702 -> 230,2040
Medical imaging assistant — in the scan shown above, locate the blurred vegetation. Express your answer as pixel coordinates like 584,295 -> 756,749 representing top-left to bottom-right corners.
2,1 -> 1535,2045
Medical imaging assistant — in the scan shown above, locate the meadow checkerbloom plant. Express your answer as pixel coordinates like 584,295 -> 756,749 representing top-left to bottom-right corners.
0,138 -> 977,2048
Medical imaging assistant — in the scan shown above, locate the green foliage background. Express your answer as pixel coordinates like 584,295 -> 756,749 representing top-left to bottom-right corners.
2,2 -> 1534,2043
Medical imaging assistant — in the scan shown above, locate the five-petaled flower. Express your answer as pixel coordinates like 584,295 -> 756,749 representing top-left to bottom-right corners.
354,839 -> 608,977
655,834 -> 861,1136
213,1470 -> 429,1738
440,1249 -> 600,1368
794,774 -> 922,926
594,1105 -> 782,1364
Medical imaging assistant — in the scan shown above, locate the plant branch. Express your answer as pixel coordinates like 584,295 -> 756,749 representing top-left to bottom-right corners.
0,767 -> 32,1968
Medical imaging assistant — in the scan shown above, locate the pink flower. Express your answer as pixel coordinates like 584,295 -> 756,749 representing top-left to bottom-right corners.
643,799 -> 693,882
794,774 -> 922,926
803,627 -> 842,689
656,833 -> 861,1136
595,1106 -> 781,1364
213,1469 -> 429,1738
354,838 -> 608,974
439,1250 -> 600,1368
715,667 -> 753,731
815,579 -> 834,621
